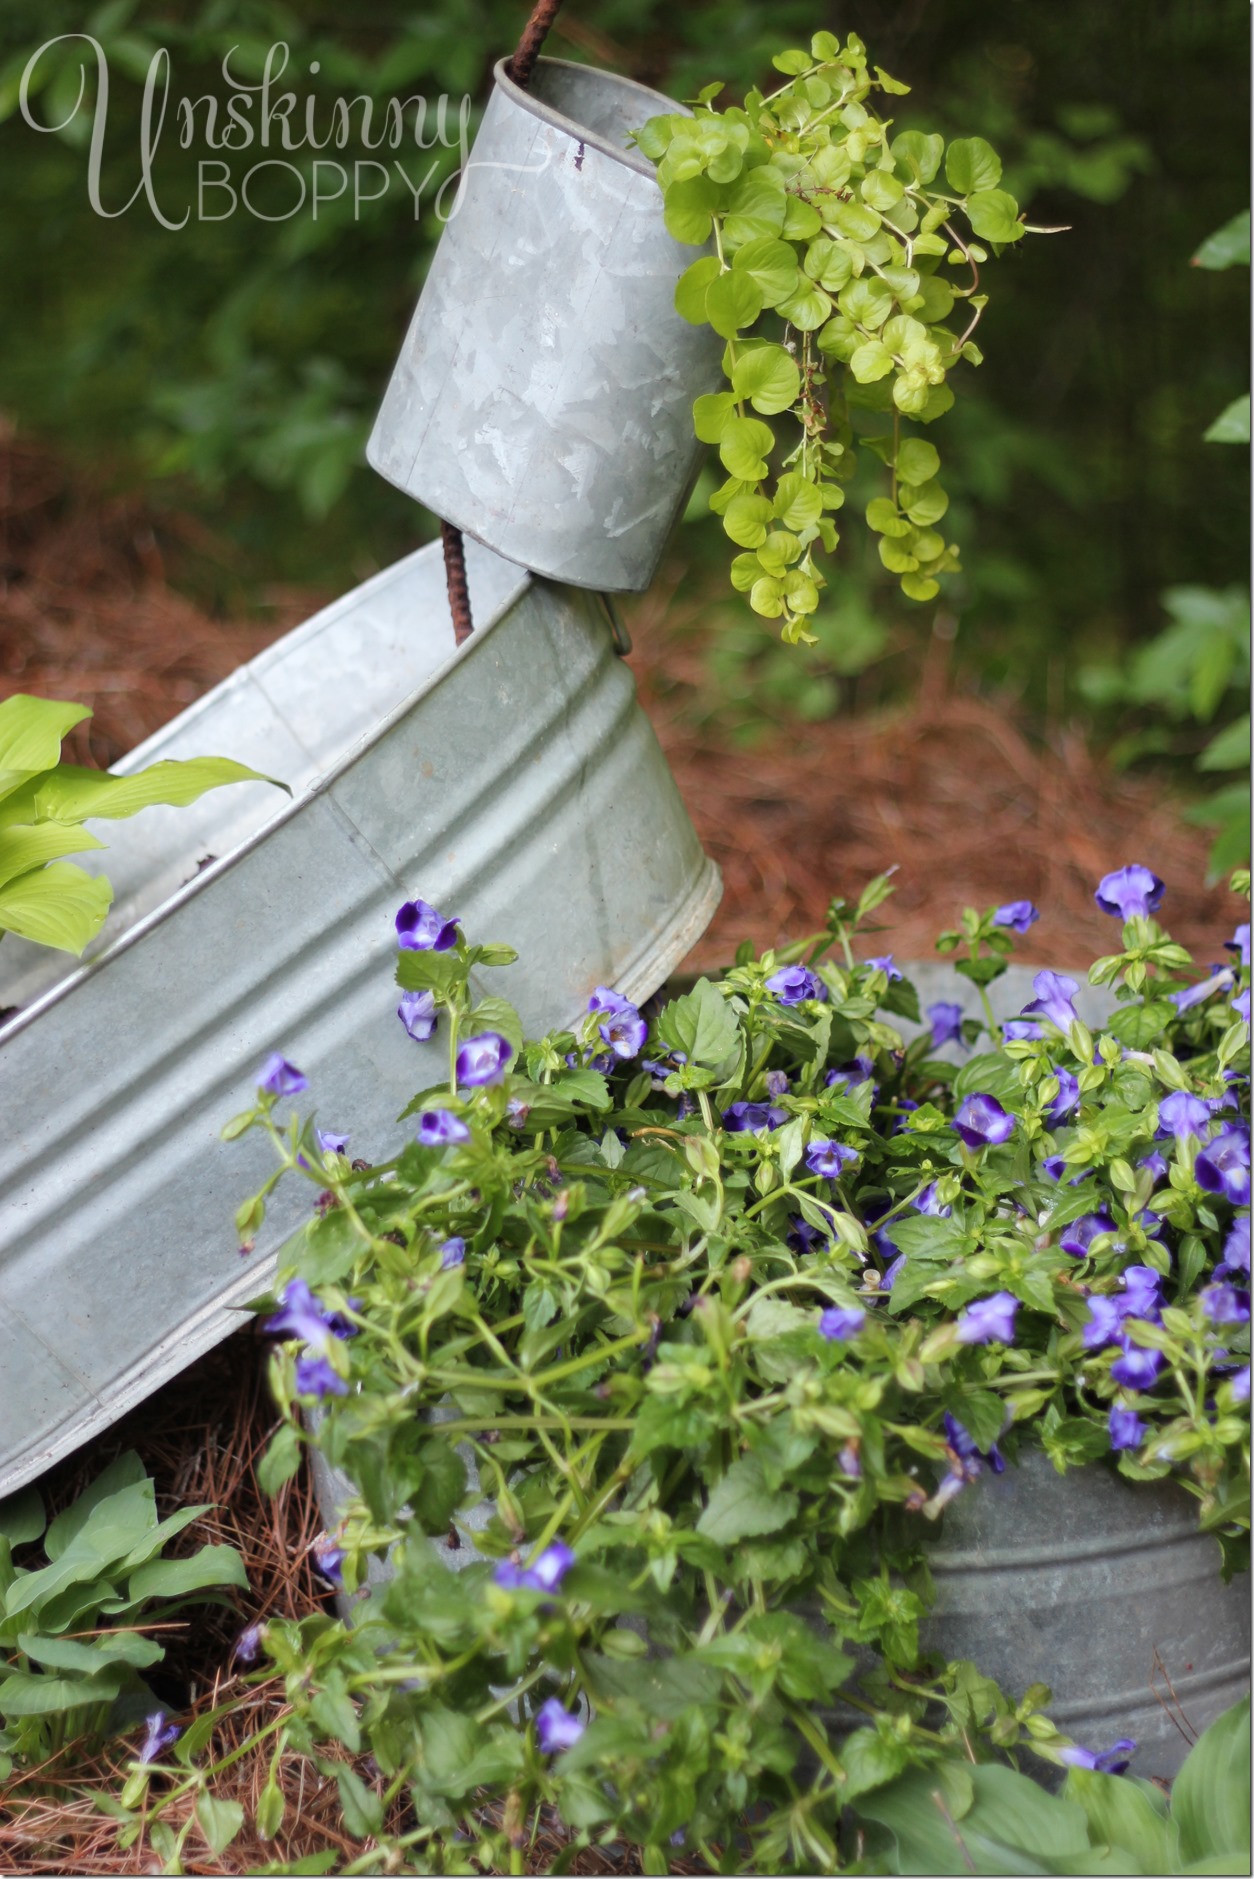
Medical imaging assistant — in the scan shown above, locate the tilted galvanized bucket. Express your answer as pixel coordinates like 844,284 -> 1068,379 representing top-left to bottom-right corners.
367,56 -> 722,593
0,537 -> 720,1499
924,1444 -> 1251,1779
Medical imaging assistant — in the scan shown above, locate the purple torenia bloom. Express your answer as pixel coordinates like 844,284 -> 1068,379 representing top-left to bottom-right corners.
766,964 -> 827,1005
1171,969 -> 1235,1014
723,1101 -> 787,1134
1141,1149 -> 1169,1182
456,1032 -> 514,1087
535,1698 -> 585,1754
866,954 -> 903,980
838,1442 -> 862,1477
994,900 -> 1040,933
1059,1211 -> 1117,1259
941,1411 -> 1005,1493
395,898 -> 458,951
1231,1365 -> 1251,1404
1157,1091 -> 1213,1141
1041,1154 -> 1068,1180
787,1216 -> 831,1256
765,1070 -> 790,1097
1110,1342 -> 1165,1390
312,1541 -> 345,1589
398,989 -> 438,1041
1022,970 -> 1081,1033
1120,1265 -> 1163,1320
1082,1296 -> 1126,1351
1095,865 -> 1164,921
953,1093 -> 1015,1150
806,1138 -> 859,1179
913,1183 -> 952,1217
137,1711 -> 181,1764
265,1279 -> 342,1351
1195,1125 -> 1251,1206
416,1109 -> 471,1147
819,1305 -> 866,1340
1003,1018 -> 1044,1041
826,1056 -> 876,1092
588,986 -> 647,1060
1045,1067 -> 1081,1124
259,1054 -> 307,1097
954,1292 -> 1019,1345
315,1129 -> 349,1156
294,1352 -> 348,1399
927,1001 -> 965,1049
1108,1406 -> 1148,1451
439,1236 -> 467,1270
1226,922 -> 1251,968
881,1252 -> 907,1291
231,1622 -> 263,1667
1061,1738 -> 1137,1775
495,1541 -> 576,1595
1234,988 -> 1251,1024
1201,1282 -> 1250,1326
1219,1215 -> 1251,1277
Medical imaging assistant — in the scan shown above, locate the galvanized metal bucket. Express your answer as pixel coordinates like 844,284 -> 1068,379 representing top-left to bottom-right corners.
924,1444 -> 1251,1779
366,57 -> 723,593
0,538 -> 720,1499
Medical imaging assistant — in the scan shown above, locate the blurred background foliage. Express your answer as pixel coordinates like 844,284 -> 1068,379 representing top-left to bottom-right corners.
0,0 -> 1248,861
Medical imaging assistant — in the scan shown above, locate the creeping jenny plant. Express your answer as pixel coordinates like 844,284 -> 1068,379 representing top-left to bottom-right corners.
634,31 -> 1046,641
211,865 -> 1249,1872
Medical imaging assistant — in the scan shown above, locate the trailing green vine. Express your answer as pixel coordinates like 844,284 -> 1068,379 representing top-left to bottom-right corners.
635,31 -> 1044,642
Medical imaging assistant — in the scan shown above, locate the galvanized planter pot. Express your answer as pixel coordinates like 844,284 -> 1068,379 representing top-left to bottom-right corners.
0,538 -> 720,1500
367,56 -> 723,593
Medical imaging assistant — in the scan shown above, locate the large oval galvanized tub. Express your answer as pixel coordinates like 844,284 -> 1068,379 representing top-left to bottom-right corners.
366,57 -> 722,593
923,1445 -> 1250,1780
0,537 -> 720,1499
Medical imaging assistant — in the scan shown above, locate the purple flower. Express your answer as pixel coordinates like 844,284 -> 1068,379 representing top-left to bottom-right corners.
994,900 -> 1040,933
588,987 -> 647,1060
1120,1265 -> 1164,1320
766,964 -> 827,1005
535,1697 -> 585,1755
1095,865 -> 1164,921
866,954 -> 903,980
137,1711 -> 181,1764
1157,1091 -> 1213,1142
398,989 -> 438,1041
416,1109 -> 471,1147
312,1541 -> 345,1589
1059,1211 -> 1117,1259
439,1236 -> 467,1270
723,1101 -> 787,1134
1234,988 -> 1251,1024
294,1352 -> 347,1399
1003,1018 -> 1044,1041
259,1054 -> 307,1097
913,1183 -> 952,1218
1045,1067 -> 1081,1124
765,1070 -> 790,1097
1110,1342 -> 1165,1390
231,1623 -> 263,1667
927,1001 -> 965,1049
1231,1365 -> 1251,1404
1082,1296 -> 1126,1350
1195,1125 -> 1251,1206
456,1032 -> 514,1087
1108,1407 -> 1148,1451
495,1542 -> 576,1595
881,1252 -> 908,1291
1219,1214 -> 1250,1277
1200,1282 -> 1250,1326
954,1292 -> 1019,1345
316,1128 -> 350,1156
942,1409 -> 1005,1483
1226,922 -> 1251,969
1171,969 -> 1235,1014
787,1216 -> 832,1256
1022,969 -> 1081,1033
953,1093 -> 1015,1150
806,1138 -> 859,1179
265,1279 -> 342,1351
838,1442 -> 862,1477
819,1305 -> 866,1340
826,1056 -> 876,1092
1141,1149 -> 1169,1182
1061,1737 -> 1137,1775
1040,1154 -> 1068,1180
396,898 -> 458,952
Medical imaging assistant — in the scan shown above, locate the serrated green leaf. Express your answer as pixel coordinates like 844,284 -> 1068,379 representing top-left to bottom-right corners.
696,1455 -> 798,1544
656,977 -> 739,1068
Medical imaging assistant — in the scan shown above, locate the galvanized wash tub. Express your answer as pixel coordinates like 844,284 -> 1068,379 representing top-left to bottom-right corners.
0,537 -> 720,1499
367,56 -> 722,593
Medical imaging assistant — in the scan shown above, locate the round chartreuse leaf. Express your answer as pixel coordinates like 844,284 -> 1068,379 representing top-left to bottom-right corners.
731,344 -> 801,414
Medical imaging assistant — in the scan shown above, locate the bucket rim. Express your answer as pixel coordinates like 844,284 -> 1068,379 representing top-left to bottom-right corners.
490,54 -> 687,181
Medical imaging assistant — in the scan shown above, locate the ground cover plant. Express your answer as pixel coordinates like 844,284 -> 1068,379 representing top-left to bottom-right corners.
153,862 -> 1254,1874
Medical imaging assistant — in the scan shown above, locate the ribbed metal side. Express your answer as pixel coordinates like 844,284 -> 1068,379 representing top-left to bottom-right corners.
924,1446 -> 1251,1778
367,57 -> 723,593
0,539 -> 719,1497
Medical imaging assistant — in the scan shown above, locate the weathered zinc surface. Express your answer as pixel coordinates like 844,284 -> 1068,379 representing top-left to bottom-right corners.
368,58 -> 722,593
0,538 -> 719,1499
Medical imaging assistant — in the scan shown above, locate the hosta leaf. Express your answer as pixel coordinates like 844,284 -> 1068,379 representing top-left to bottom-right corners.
0,695 -> 91,803
20,756 -> 284,825
0,861 -> 112,954
0,821 -> 104,890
